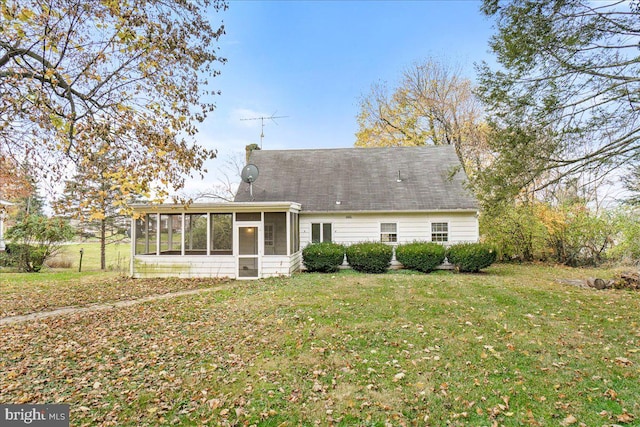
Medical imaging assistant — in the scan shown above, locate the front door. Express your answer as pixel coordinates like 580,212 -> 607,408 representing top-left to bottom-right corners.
237,224 -> 261,278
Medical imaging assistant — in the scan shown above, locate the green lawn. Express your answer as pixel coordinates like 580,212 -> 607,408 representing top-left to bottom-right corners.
58,240 -> 131,272
1,264 -> 639,426
0,241 -> 130,286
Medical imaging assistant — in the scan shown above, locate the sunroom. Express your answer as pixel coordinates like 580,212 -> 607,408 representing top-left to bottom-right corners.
130,202 -> 301,279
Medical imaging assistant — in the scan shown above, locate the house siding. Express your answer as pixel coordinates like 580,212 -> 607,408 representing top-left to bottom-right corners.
262,255 -> 293,278
133,255 -> 236,279
300,212 -> 478,248
289,251 -> 302,274
133,253 -> 302,279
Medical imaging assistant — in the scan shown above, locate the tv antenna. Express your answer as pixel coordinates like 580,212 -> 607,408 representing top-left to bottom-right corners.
241,163 -> 259,201
240,113 -> 288,148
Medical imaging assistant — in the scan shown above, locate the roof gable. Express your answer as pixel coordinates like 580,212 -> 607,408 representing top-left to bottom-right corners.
234,146 -> 478,212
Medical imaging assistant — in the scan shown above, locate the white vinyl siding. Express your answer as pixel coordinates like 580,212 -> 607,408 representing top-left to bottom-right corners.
134,254 -> 301,279
262,256 -> 292,278
300,212 -> 478,248
289,251 -> 302,273
133,255 -> 236,278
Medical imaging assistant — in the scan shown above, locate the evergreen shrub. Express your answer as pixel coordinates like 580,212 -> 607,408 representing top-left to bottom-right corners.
302,242 -> 345,273
1,243 -> 47,272
446,243 -> 497,273
345,242 -> 393,274
396,241 -> 446,273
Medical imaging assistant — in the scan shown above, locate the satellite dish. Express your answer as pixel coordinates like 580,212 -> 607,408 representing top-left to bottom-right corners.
241,164 -> 259,183
241,164 -> 259,200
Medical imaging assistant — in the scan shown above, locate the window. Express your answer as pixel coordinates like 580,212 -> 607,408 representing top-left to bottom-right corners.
135,214 -> 158,255
160,214 -> 183,254
431,222 -> 448,242
290,212 -> 300,253
211,213 -> 232,254
380,223 -> 397,243
185,214 -> 207,254
264,224 -> 274,247
264,212 -> 287,255
311,223 -> 332,243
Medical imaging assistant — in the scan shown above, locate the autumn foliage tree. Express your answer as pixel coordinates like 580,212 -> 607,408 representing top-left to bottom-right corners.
0,155 -> 32,202
0,0 -> 226,206
355,58 -> 489,174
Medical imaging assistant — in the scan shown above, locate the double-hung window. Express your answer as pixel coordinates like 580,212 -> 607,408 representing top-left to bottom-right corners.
311,223 -> 332,243
431,222 -> 448,242
380,223 -> 397,243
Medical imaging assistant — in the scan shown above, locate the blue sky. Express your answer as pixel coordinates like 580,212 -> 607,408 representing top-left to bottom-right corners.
190,0 -> 496,194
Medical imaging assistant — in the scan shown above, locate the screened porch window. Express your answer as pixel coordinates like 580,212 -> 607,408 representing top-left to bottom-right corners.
290,212 -> 300,253
211,213 -> 232,254
135,214 -> 158,255
264,212 -> 287,255
160,214 -> 183,254
185,214 -> 207,254
134,208 -> 300,258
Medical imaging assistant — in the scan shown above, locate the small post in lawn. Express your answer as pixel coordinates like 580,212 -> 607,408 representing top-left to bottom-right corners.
79,248 -> 84,272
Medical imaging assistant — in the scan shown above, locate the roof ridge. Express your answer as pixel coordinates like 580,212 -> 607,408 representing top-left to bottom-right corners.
252,145 -> 454,152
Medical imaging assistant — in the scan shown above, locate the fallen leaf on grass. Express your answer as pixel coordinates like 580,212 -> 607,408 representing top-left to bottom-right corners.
614,357 -> 633,366
617,412 -> 635,423
560,414 -> 577,426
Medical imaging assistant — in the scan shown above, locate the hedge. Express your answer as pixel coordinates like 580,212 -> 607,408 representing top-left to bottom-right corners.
345,242 -> 393,274
302,242 -> 346,273
396,241 -> 446,273
446,243 -> 497,273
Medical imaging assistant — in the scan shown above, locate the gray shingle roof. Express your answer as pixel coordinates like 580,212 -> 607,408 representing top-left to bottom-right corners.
234,146 -> 478,212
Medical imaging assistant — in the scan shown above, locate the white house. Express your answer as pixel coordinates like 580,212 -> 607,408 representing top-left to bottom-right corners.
130,146 -> 479,279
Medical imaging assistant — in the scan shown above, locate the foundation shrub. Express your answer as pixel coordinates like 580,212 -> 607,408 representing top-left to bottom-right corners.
345,242 -> 393,274
446,243 -> 497,273
302,242 -> 345,273
396,241 -> 446,273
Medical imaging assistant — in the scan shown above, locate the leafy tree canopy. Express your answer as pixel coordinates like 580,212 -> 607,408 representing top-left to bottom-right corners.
477,0 -> 640,201
0,0 -> 227,206
355,58 -> 489,174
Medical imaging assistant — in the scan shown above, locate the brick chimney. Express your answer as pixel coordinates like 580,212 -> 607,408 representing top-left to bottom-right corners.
245,143 -> 260,164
